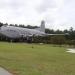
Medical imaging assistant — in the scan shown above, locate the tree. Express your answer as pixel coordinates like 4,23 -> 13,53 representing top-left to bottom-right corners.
0,22 -> 3,27
55,29 -> 63,34
9,24 -> 14,26
19,24 -> 25,28
15,24 -> 18,27
69,27 -> 75,40
64,29 -> 68,33
45,29 -> 54,34
4,23 -> 8,26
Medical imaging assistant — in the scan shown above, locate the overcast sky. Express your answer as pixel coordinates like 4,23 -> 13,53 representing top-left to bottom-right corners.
0,0 -> 75,30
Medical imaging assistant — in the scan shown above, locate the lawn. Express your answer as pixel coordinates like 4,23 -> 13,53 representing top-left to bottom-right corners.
0,42 -> 75,75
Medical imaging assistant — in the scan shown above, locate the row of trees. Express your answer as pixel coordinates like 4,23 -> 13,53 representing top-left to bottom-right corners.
0,22 -> 39,29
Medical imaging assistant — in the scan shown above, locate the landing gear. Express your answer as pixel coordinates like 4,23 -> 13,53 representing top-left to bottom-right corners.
27,36 -> 33,43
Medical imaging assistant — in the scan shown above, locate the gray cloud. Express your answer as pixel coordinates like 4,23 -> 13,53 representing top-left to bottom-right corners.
37,0 -> 57,13
0,0 -> 75,30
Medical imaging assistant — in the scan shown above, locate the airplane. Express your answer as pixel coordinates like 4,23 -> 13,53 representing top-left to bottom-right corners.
0,21 -> 68,42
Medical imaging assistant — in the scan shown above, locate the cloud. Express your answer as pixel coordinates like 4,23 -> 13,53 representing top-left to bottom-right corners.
37,0 -> 57,13
37,0 -> 75,30
36,0 -> 65,30
0,0 -> 41,24
0,0 -> 75,30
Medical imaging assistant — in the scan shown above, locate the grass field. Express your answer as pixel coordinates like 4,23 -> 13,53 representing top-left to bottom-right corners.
0,42 -> 75,75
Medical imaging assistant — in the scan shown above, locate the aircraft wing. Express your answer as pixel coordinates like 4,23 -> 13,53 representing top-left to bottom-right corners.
45,33 -> 69,36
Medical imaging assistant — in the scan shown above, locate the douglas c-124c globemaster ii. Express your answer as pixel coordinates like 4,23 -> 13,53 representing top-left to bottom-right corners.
0,21 -> 67,42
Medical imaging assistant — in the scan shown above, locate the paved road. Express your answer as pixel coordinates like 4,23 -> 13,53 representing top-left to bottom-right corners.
0,67 -> 12,75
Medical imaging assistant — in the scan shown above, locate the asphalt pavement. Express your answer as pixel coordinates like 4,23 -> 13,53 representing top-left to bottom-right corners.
0,67 -> 12,75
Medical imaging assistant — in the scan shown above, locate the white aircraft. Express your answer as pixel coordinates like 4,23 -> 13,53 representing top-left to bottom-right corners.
0,21 -> 67,42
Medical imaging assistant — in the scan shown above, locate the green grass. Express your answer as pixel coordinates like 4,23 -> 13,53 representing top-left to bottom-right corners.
0,42 -> 75,75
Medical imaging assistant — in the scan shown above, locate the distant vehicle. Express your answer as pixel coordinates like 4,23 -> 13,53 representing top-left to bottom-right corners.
0,21 -> 68,42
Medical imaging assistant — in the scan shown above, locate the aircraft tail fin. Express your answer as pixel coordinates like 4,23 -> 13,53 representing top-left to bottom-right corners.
35,20 -> 45,32
40,20 -> 45,32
